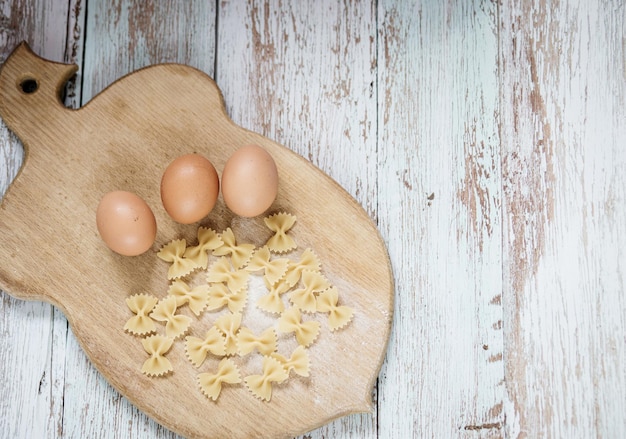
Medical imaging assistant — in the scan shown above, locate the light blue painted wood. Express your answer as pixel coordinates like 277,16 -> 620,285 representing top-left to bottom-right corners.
1,0 -> 625,438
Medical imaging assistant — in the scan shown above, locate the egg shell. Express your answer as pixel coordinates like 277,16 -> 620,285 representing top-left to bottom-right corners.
96,191 -> 157,256
221,144 -> 279,217
160,153 -> 220,224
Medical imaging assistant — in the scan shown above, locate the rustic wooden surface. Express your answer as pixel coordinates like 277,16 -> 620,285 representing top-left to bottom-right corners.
0,23 -> 392,439
1,0 -> 624,438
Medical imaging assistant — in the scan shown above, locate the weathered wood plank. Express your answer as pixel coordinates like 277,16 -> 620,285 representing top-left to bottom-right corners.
499,1 -> 626,437
2,1 -> 624,438
59,2 -> 215,438
216,1 -> 379,437
0,1 -> 77,438
81,1 -> 216,103
375,1 -> 504,437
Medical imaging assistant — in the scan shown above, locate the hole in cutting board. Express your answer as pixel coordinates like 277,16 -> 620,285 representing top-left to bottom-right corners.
19,78 -> 38,94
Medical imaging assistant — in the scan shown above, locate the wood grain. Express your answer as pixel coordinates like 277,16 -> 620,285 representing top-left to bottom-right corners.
61,3 -> 218,438
0,43 -> 392,438
375,1 -> 504,437
0,1 -> 78,438
215,2 -> 379,436
1,0 -> 625,438
499,1 -> 626,437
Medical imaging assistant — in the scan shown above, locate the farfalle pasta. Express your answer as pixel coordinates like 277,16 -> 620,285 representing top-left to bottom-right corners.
277,306 -> 321,347
207,257 -> 250,293
271,345 -> 310,377
167,279 -> 209,316
214,312 -> 242,356
183,227 -> 223,269
289,270 -> 331,313
316,287 -> 354,331
244,356 -> 289,401
256,278 -> 290,314
284,248 -> 321,287
245,246 -> 289,286
213,228 -> 255,269
123,211 -> 354,403
150,295 -> 192,339
185,326 -> 227,367
198,358 -> 242,401
237,327 -> 277,356
206,282 -> 247,313
124,293 -> 158,336
141,335 -> 174,377
264,212 -> 297,253
157,239 -> 197,280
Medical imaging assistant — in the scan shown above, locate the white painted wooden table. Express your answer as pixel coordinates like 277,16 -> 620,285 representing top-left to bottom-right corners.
1,1 -> 624,438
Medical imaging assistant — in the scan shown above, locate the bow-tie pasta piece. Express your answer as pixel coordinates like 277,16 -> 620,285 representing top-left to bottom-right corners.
257,277 -> 291,314
157,239 -> 197,280
245,246 -> 290,286
212,228 -> 255,269
264,212 -> 297,253
183,227 -> 223,270
150,295 -> 192,339
237,327 -> 277,356
289,270 -> 331,313
316,286 -> 354,331
197,358 -> 242,401
185,326 -> 227,367
141,335 -> 174,377
207,257 -> 250,294
278,306 -> 321,348
124,293 -> 158,336
206,282 -> 248,313
244,356 -> 289,402
271,345 -> 310,378
214,312 -> 243,356
167,279 -> 209,316
284,248 -> 321,287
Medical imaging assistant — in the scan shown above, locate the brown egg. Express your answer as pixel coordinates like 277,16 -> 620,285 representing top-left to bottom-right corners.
96,191 -> 157,256
221,144 -> 279,217
160,153 -> 219,224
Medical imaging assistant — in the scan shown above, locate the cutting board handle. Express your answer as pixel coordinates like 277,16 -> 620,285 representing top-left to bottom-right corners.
0,42 -> 78,140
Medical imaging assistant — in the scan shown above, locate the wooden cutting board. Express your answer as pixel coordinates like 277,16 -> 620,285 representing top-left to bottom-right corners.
0,43 -> 393,439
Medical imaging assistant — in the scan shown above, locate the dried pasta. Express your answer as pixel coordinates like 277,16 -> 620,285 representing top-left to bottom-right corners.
207,257 -> 250,293
271,345 -> 310,377
198,358 -> 242,401
257,278 -> 291,314
150,295 -> 192,339
213,228 -> 255,269
167,279 -> 209,316
264,212 -> 297,253
277,306 -> 321,347
237,327 -> 277,356
214,312 -> 242,356
206,282 -> 247,313
124,293 -> 158,336
244,356 -> 289,401
289,270 -> 331,313
185,326 -> 227,367
141,335 -> 174,377
157,239 -> 197,280
124,210 -> 355,404
284,248 -> 321,287
245,246 -> 290,286
316,286 -> 354,331
184,227 -> 223,269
